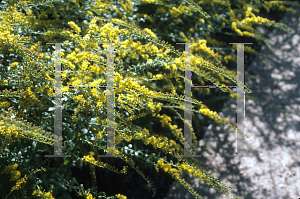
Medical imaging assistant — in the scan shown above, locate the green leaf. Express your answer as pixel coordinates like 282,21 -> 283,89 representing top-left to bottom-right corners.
64,159 -> 70,165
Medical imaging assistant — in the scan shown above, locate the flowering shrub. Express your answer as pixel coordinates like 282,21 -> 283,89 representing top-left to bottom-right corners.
0,0 -> 298,198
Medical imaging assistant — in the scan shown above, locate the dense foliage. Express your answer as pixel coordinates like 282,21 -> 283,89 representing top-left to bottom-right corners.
0,0 -> 298,198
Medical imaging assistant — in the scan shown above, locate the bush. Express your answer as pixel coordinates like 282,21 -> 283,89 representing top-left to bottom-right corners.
0,0 -> 298,198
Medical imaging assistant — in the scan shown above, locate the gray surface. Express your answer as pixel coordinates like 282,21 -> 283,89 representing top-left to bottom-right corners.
164,5 -> 300,199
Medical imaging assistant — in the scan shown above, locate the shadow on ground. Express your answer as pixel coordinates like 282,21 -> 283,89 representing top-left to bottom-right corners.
164,4 -> 300,199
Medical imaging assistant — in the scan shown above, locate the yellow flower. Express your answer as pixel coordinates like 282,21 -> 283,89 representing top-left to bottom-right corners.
155,103 -> 162,112
199,18 -> 205,23
10,62 -> 19,68
143,28 -> 157,39
136,133 -> 144,139
43,191 -> 55,199
1,163 -> 21,181
84,34 -> 90,41
162,164 -> 171,172
247,7 -> 253,13
32,189 -> 43,195
147,102 -> 155,112
163,63 -> 170,69
10,170 -> 21,181
208,25 -> 211,28
158,114 -> 172,127
11,174 -> 28,192
84,191 -> 95,199
155,167 -> 159,172
157,159 -> 164,165
87,11 -> 93,15
115,193 -> 127,199
231,22 -> 236,29
83,155 -> 96,163
155,74 -> 163,80
144,128 -> 150,136
68,21 -> 81,33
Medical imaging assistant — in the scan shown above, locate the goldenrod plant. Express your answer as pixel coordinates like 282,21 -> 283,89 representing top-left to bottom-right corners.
0,0 -> 298,198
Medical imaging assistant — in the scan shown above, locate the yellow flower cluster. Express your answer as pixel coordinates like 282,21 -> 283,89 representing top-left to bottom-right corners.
243,31 -> 256,37
154,74 -> 163,80
32,190 -> 43,196
199,18 -> 205,23
32,190 -> 54,199
0,124 -> 21,142
177,162 -> 209,181
231,22 -> 243,36
168,139 -> 182,153
262,2 -> 272,13
156,159 -> 180,178
1,163 -> 21,182
178,162 -> 195,175
154,113 -> 183,141
99,22 -> 120,43
191,39 -> 222,60
95,129 -> 105,141
205,36 -> 227,47
88,17 -> 99,34
147,102 -> 155,112
155,103 -> 162,112
83,151 -> 98,164
115,193 -> 127,199
223,54 -> 236,64
157,159 -> 171,172
157,114 -> 171,128
36,84 -> 49,94
73,94 -> 84,102
143,28 -> 157,39
145,136 -> 160,149
0,101 -> 10,108
84,191 -> 95,199
135,132 -> 144,139
199,106 -> 221,121
122,0 -> 133,13
144,133 -> 182,154
170,6 -> 183,18
239,6 -> 273,30
245,7 -> 253,18
11,174 -> 28,192
68,21 -> 81,33
1,79 -> 8,84
9,62 -> 19,68
116,76 -> 155,98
